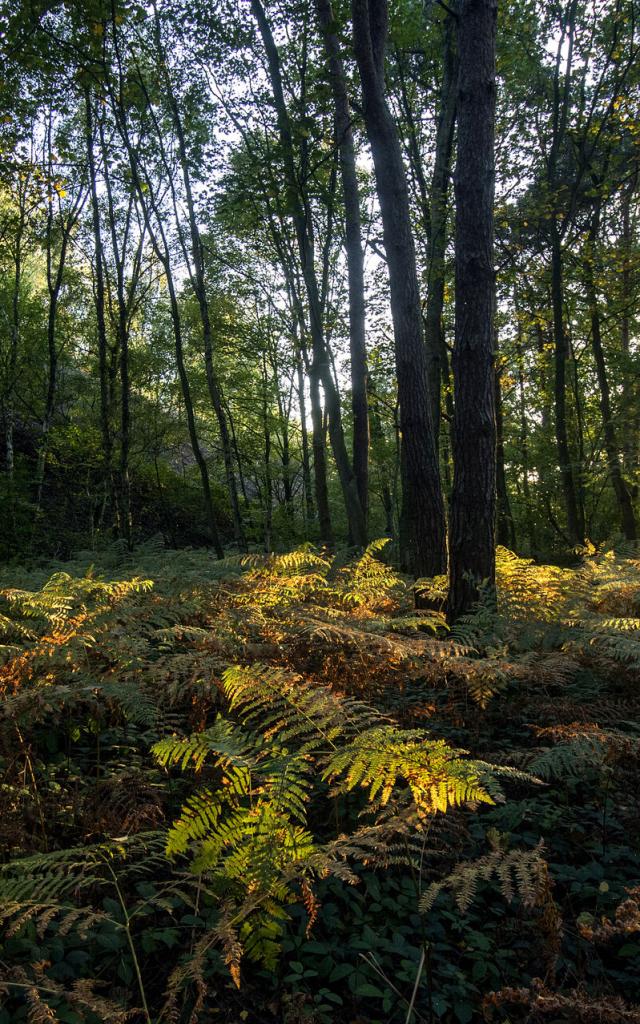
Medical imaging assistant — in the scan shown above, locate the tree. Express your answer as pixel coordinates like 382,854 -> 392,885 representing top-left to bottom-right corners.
351,0 -> 446,577
448,0 -> 497,621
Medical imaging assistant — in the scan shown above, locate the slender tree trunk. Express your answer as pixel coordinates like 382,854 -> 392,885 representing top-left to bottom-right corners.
108,58 -> 223,556
225,399 -> 250,506
281,422 -> 293,524
315,0 -> 369,532
6,180 -> 26,490
495,366 -> 516,549
85,90 -> 116,532
515,303 -> 538,553
309,364 -> 334,544
621,171 -> 638,498
252,0 -> 366,547
262,353 -> 273,551
34,149 -> 82,518
448,0 -> 497,622
296,354 -> 315,532
99,116 -> 134,546
585,210 -> 636,541
273,370 -> 295,527
166,273 -> 224,558
368,382 -> 394,534
424,10 -> 458,445
351,0 -> 446,576
545,3 -> 583,547
551,224 -> 584,546
152,6 -> 246,550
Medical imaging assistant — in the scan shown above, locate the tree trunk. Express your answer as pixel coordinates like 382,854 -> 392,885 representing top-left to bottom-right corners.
448,0 -> 497,622
351,0 -> 446,577
585,210 -> 636,541
99,115 -> 134,547
495,365 -> 516,549
296,354 -> 315,532
368,382 -> 394,535
621,171 -> 638,498
551,225 -> 585,546
252,0 -> 366,547
262,353 -> 273,551
152,5 -> 246,550
33,127 -> 83,520
315,0 -> 370,532
515,302 -> 538,554
6,177 -> 26,489
85,90 -> 116,532
309,361 -> 334,544
109,65 -> 224,557
424,10 -> 458,446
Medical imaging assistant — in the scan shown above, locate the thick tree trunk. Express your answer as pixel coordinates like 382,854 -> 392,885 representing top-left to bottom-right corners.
315,0 -> 370,531
351,0 -> 446,577
448,0 -> 497,622
252,0 -> 366,547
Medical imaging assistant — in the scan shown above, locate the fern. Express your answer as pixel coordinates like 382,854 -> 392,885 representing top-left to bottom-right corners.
325,725 -> 496,815
419,838 -> 549,914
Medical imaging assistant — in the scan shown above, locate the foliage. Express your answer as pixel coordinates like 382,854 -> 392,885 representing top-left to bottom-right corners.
0,542 -> 638,1021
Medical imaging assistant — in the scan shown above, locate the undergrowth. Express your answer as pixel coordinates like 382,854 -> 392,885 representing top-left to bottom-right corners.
0,541 -> 639,1023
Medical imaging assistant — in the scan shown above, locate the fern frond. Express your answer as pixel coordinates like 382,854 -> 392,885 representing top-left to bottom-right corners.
325,725 -> 496,815
419,840 -> 548,914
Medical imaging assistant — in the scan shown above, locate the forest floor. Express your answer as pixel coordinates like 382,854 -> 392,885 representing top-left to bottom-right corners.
0,540 -> 639,1024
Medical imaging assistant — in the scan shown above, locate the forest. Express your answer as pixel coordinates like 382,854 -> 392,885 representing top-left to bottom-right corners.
0,0 -> 639,1021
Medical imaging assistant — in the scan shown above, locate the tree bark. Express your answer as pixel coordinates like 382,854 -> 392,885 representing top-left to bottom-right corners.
351,0 -> 446,576
448,0 -> 497,621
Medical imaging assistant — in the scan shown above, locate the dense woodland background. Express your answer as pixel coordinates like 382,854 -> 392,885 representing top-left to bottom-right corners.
1,1 -> 640,1022
0,0 -> 638,574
